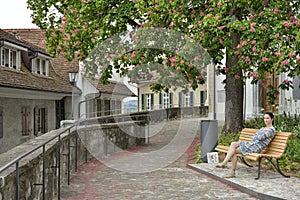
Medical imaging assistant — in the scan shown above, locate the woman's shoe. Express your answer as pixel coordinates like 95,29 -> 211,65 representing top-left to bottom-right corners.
223,172 -> 236,178
216,163 -> 227,169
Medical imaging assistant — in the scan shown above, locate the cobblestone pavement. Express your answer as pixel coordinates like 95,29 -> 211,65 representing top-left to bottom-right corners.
60,119 -> 258,200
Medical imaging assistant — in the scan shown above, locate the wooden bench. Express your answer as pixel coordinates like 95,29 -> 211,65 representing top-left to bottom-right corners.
215,128 -> 297,179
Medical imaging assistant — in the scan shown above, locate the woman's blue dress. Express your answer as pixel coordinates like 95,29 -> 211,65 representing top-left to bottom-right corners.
239,127 -> 276,156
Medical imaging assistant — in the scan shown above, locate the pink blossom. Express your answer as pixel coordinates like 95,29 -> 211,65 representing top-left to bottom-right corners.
180,60 -> 185,65
220,38 -> 224,44
217,2 -> 222,6
241,41 -> 247,46
62,17 -> 66,22
219,26 -> 225,30
170,57 -> 177,63
186,73 -> 191,78
283,79 -> 289,84
274,8 -> 279,14
251,22 -> 256,27
274,33 -> 280,38
250,27 -> 256,32
281,59 -> 289,65
289,51 -> 296,58
262,57 -> 268,62
260,25 -> 266,30
274,52 -> 281,57
283,21 -> 292,27
297,57 -> 300,62
250,40 -> 256,45
234,74 -> 240,79
94,30 -> 99,34
188,63 -> 193,68
245,56 -> 251,64
234,51 -> 240,55
176,67 -> 181,71
206,14 -> 211,18
224,67 -> 229,72
259,11 -> 264,16
197,75 -> 203,79
252,46 -> 257,52
194,24 -> 197,28
155,5 -> 159,9
215,15 -> 220,20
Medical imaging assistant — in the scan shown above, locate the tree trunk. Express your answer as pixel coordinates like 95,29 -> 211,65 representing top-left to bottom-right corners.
223,27 -> 244,134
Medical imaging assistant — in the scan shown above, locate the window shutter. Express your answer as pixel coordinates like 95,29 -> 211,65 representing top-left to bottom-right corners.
151,93 -> 154,109
169,93 -> 173,107
178,92 -> 182,107
45,108 -> 48,133
0,47 -> 2,66
159,93 -> 162,108
141,94 -> 145,110
190,91 -> 194,107
200,91 -> 205,106
0,107 -> 3,139
34,107 -> 38,136
45,61 -> 49,76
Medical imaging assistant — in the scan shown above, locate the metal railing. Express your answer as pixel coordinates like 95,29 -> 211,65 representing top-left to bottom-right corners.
0,124 -> 76,200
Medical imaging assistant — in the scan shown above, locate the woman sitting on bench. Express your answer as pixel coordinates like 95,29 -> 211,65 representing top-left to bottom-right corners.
216,112 -> 276,178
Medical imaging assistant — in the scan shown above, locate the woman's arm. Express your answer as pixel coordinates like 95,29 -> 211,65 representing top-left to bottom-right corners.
257,128 -> 275,141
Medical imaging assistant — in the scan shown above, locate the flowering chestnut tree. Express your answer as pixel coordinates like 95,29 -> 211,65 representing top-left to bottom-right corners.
28,0 -> 300,133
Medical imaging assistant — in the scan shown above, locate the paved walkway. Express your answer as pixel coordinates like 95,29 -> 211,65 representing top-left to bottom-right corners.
60,119 -> 299,199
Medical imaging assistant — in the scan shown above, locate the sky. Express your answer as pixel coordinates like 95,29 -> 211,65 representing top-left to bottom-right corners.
0,0 -> 38,29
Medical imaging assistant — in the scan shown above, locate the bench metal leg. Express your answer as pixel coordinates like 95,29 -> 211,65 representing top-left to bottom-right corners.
269,159 -> 290,178
240,157 -> 253,167
255,157 -> 262,180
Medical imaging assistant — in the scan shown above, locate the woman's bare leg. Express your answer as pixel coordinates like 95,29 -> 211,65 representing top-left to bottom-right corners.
231,147 -> 241,173
217,142 -> 240,166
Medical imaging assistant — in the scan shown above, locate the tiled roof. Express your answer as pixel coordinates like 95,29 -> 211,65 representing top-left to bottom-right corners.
0,64 -> 72,93
98,80 -> 136,96
0,29 -> 72,93
0,29 -> 49,56
5,29 -> 135,97
4,29 -> 78,82
88,78 -> 136,96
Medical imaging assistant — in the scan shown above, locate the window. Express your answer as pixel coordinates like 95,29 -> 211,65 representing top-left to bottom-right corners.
32,57 -> 49,76
141,93 -> 154,110
200,91 -> 206,106
159,92 -> 173,108
21,107 -> 30,136
146,94 -> 154,110
184,91 -> 194,107
34,107 -> 48,135
0,47 -> 21,70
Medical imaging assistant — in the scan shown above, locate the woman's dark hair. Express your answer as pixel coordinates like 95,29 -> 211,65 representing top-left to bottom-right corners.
264,112 -> 274,124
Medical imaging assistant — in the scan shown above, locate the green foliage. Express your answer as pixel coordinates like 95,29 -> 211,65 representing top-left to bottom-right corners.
218,131 -> 241,146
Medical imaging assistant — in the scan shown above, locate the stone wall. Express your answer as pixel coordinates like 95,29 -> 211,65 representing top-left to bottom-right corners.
0,121 -> 146,199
